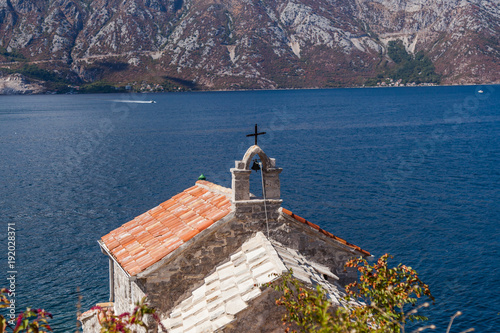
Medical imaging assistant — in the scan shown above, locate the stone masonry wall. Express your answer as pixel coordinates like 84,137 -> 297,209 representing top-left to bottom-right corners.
80,312 -> 101,333
271,212 -> 360,286
140,201 -> 281,317
140,202 -> 362,329
113,261 -> 131,315
113,261 -> 145,316
142,214 -> 254,315
225,288 -> 291,333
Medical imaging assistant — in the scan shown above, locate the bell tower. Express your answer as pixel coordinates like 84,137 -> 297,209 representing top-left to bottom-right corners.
230,145 -> 283,220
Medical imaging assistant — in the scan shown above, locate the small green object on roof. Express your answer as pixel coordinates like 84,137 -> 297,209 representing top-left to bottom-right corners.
198,174 -> 206,181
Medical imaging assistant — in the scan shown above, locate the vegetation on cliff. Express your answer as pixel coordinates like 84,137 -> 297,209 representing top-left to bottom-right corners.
0,48 -> 26,62
366,40 -> 441,86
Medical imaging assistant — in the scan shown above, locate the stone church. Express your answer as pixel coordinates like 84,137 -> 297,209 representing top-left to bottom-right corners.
80,144 -> 370,332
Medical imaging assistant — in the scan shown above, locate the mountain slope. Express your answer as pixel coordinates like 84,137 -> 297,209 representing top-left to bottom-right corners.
0,0 -> 498,92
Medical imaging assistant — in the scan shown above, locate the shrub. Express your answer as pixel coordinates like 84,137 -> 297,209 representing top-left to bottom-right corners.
269,254 -> 443,333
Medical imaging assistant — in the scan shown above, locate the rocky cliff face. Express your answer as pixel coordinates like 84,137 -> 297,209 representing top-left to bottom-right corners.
356,0 -> 500,84
0,0 -> 498,91
0,72 -> 45,94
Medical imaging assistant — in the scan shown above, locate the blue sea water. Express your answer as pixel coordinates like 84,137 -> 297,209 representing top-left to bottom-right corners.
0,86 -> 499,332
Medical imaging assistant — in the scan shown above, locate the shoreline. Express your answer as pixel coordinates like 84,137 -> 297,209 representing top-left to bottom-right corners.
0,81 -> 498,96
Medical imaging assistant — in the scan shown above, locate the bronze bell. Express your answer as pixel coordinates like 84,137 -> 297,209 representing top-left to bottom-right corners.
251,160 -> 261,172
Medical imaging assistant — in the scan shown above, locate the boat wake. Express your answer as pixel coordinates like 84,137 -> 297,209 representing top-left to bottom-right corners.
109,100 -> 156,104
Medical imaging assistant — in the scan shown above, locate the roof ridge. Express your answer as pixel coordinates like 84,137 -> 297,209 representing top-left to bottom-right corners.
195,180 -> 232,197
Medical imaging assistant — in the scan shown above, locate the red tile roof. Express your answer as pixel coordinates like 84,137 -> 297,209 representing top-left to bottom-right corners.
281,208 -> 371,256
101,181 -> 232,276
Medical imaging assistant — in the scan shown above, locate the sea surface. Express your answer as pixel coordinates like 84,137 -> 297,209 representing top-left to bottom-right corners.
0,86 -> 499,332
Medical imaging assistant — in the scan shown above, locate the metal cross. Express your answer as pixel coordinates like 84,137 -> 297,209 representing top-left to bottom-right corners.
246,124 -> 266,145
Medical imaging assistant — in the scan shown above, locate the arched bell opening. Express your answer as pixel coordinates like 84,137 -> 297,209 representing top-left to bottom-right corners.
241,146 -> 272,172
249,158 -> 264,199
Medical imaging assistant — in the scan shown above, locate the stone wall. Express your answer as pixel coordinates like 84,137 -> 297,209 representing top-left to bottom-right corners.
225,288 -> 290,333
113,261 -> 131,315
272,212 -> 360,286
141,213 -> 254,315
138,204 -> 361,330
138,207 -> 286,322
113,261 -> 145,315
233,199 -> 282,222
80,311 -> 101,333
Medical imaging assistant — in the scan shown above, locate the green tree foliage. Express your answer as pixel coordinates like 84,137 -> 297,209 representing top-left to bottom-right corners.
269,254 -> 438,333
79,81 -> 123,93
366,40 -> 441,86
388,40 -> 412,64
14,65 -> 63,83
0,48 -> 26,62
387,41 -> 441,84
270,272 -> 382,333
345,254 -> 434,330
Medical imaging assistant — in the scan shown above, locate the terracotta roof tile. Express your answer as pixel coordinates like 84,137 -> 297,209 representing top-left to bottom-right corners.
169,224 -> 189,236
205,208 -> 225,221
193,204 -> 213,215
121,220 -> 136,230
127,266 -> 142,276
178,228 -> 200,242
101,181 -> 232,276
156,233 -> 178,245
281,208 -> 371,256
201,192 -> 216,200
135,252 -> 155,266
104,237 -> 120,251
186,198 -> 205,208
214,200 -> 230,209
113,245 -> 126,256
149,204 -> 164,214
143,238 -> 161,249
135,232 -> 154,244
119,256 -> 135,267
161,214 -> 178,223
196,180 -> 232,195
185,186 -> 204,195
101,233 -> 113,243
185,216 -> 204,227
153,210 -> 170,221
180,210 -> 197,221
195,219 -> 214,232
128,244 -> 146,256
141,219 -> 158,230
212,213 -> 229,224
220,202 -> 232,210
159,200 -> 176,209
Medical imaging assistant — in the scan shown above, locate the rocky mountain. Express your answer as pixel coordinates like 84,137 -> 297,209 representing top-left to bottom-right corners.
0,0 -> 498,92
0,72 -> 45,93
